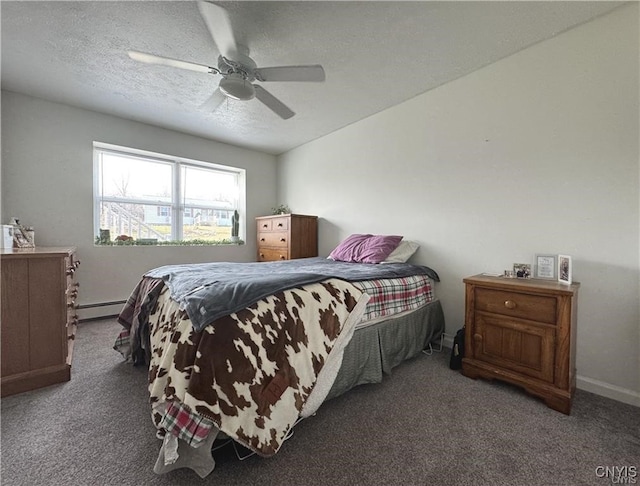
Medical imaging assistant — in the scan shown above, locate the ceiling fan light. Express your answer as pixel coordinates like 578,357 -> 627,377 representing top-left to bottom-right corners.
219,76 -> 255,101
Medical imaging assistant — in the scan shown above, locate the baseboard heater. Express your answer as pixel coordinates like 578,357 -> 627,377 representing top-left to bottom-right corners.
76,300 -> 126,323
76,300 -> 126,309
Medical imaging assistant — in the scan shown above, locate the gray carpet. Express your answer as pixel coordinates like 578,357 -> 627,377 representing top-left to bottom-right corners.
1,318 -> 638,486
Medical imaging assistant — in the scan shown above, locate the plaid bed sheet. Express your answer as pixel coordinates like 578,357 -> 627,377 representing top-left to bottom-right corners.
353,275 -> 434,323
158,401 -> 214,448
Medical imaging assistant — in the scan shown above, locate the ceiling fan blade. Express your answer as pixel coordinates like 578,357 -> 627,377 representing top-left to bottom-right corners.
200,89 -> 227,112
254,65 -> 325,82
128,50 -> 213,74
254,85 -> 294,119
197,1 -> 238,60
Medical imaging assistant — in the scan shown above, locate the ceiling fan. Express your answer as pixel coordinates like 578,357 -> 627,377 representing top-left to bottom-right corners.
128,1 -> 325,119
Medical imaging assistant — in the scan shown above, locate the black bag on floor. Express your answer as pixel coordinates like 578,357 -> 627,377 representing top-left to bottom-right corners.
449,327 -> 465,370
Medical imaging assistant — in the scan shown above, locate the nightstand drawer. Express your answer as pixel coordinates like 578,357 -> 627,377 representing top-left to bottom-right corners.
258,248 -> 289,262
475,287 -> 557,324
258,231 -> 288,248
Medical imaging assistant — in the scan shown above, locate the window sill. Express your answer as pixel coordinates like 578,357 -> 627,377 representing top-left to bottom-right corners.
94,239 -> 245,247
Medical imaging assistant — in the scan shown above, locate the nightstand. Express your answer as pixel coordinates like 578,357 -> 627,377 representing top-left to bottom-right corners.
461,274 -> 580,414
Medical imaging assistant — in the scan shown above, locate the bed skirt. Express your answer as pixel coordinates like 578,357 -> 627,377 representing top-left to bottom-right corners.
326,299 -> 445,401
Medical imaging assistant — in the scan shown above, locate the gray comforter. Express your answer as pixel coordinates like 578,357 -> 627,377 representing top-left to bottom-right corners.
144,257 -> 439,331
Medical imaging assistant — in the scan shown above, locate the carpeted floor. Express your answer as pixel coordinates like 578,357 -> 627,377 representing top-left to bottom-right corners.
1,318 -> 638,486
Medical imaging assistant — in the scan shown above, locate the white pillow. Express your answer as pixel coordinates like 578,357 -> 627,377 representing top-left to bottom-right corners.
381,240 -> 419,263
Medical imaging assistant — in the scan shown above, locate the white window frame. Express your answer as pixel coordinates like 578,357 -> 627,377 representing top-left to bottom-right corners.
93,142 -> 246,243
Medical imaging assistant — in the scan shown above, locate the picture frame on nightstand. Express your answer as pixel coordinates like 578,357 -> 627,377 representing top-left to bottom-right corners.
534,254 -> 557,280
558,255 -> 572,284
513,263 -> 531,278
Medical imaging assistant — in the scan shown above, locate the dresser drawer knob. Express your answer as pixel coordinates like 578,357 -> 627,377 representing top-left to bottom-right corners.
280,238 -> 286,242
260,238 -> 265,242
277,223 -> 283,227
504,300 -> 517,309
280,255 -> 285,260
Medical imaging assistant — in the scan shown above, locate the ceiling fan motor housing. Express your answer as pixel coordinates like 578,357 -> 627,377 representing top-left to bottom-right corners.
219,73 -> 255,100
217,49 -> 258,100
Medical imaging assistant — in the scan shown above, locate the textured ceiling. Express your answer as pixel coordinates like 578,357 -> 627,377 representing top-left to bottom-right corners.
1,1 -> 623,155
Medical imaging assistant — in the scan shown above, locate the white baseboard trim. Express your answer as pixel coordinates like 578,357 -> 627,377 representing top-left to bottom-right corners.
442,334 -> 455,349
576,375 -> 640,408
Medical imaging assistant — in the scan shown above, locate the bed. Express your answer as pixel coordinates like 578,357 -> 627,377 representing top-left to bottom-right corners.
115,251 -> 445,478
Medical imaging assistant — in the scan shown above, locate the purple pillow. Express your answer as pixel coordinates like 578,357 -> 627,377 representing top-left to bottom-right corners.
328,234 -> 403,264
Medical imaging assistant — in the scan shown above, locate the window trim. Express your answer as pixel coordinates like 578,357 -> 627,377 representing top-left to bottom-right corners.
93,142 -> 246,244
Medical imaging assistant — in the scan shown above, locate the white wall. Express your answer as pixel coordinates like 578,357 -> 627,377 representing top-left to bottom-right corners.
277,5 -> 639,405
1,91 -> 277,317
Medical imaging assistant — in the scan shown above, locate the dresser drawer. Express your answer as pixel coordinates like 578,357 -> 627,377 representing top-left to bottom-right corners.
270,217 -> 289,231
475,287 -> 557,324
258,248 -> 289,262
257,219 -> 272,231
258,231 -> 288,248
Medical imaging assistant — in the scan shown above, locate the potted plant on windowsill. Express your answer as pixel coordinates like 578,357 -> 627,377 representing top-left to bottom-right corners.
231,210 -> 240,243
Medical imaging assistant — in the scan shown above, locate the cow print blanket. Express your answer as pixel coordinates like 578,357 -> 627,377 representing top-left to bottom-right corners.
145,278 -> 369,459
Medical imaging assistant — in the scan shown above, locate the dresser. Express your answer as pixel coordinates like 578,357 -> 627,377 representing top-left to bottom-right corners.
461,274 -> 579,414
256,214 -> 318,262
1,247 -> 80,396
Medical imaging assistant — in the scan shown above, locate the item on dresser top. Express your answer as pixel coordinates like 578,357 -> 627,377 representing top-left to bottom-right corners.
0,225 -> 14,249
9,220 -> 35,248
271,204 -> 291,215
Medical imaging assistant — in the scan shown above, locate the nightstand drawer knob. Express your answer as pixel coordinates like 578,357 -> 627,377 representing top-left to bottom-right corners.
504,300 -> 517,309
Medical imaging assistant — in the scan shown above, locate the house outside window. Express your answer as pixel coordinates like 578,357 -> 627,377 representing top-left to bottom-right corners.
93,142 -> 245,244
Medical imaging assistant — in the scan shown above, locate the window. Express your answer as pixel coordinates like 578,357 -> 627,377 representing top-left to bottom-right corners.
93,143 -> 245,244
